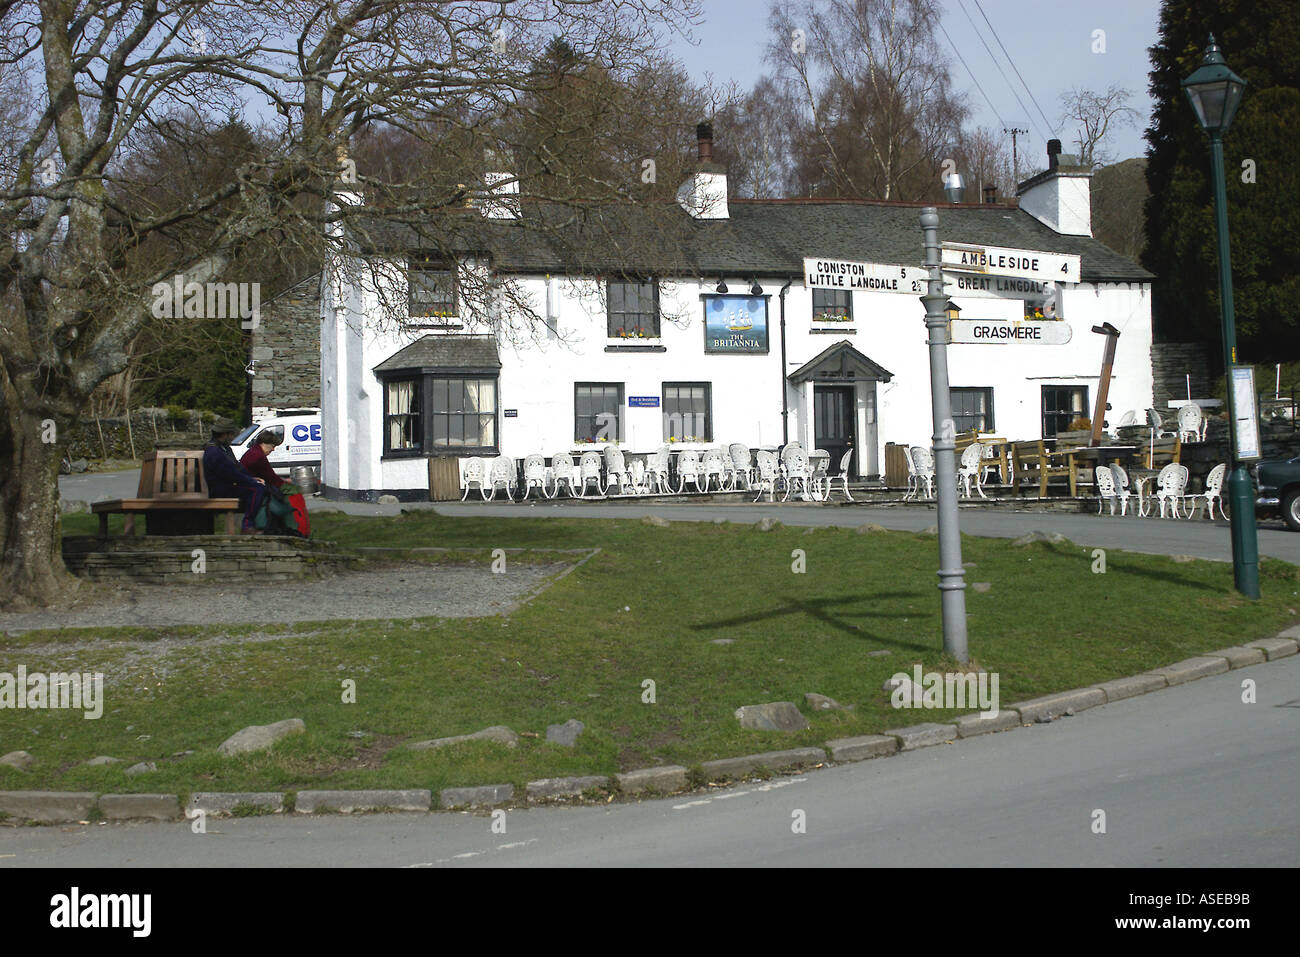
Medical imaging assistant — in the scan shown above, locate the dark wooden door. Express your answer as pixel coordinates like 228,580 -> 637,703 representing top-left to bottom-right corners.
814,386 -> 855,474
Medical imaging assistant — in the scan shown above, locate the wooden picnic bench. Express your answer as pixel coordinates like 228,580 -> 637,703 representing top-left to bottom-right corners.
93,450 -> 243,537
1010,440 -> 1077,497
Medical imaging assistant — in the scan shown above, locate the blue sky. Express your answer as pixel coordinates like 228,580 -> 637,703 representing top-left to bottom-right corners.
667,0 -> 1162,167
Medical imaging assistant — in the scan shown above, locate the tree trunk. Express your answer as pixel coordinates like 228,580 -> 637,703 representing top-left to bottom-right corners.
0,405 -> 79,610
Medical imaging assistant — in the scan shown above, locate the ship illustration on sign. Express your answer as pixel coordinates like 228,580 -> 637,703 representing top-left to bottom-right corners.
725,308 -> 753,331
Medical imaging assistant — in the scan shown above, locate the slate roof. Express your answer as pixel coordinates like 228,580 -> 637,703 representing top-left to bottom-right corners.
789,339 -> 894,383
354,197 -> 1152,284
372,335 -> 501,374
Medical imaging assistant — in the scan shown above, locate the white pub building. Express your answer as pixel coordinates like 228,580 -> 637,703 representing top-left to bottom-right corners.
319,127 -> 1154,501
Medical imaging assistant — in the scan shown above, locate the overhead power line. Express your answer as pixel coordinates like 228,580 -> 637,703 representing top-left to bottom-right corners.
971,0 -> 1058,139
935,17 -> 1008,130
956,0 -> 1050,144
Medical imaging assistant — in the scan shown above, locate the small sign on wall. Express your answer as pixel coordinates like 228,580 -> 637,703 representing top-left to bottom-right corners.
629,396 -> 660,408
504,409 -> 518,418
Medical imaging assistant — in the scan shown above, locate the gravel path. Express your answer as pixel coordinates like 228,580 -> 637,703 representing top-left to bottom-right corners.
0,562 -> 567,636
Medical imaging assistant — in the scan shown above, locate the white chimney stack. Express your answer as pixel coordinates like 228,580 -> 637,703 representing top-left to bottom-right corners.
1016,139 -> 1092,236
676,122 -> 729,220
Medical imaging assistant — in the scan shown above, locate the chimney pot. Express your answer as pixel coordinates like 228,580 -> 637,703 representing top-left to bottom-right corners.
1047,138 -> 1062,169
696,122 -> 714,162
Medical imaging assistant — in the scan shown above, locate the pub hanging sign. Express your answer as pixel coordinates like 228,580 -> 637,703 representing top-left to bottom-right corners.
703,295 -> 769,354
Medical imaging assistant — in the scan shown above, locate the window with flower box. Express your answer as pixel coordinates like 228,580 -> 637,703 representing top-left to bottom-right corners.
662,382 -> 711,441
812,288 -> 852,323
575,382 -> 623,442
408,262 -> 457,319
607,280 -> 659,338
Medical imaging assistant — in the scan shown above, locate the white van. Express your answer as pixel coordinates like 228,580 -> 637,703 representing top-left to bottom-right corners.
229,408 -> 322,477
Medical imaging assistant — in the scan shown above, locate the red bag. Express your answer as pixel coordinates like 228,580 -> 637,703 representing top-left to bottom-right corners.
288,493 -> 311,538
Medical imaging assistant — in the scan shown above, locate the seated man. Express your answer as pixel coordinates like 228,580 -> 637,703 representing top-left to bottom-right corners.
203,418 -> 266,533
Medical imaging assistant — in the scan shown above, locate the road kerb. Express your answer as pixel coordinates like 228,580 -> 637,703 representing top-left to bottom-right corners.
98,794 -> 181,821
1203,646 -> 1267,669
883,722 -> 957,750
1009,688 -> 1107,724
1145,656 -> 1230,686
1243,636 -> 1298,660
700,747 -> 826,781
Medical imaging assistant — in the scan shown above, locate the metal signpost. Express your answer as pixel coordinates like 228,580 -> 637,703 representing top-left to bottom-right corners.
918,210 -> 968,664
802,257 -> 925,294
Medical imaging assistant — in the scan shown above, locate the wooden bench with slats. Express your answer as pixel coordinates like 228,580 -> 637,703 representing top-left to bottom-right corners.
92,450 -> 243,536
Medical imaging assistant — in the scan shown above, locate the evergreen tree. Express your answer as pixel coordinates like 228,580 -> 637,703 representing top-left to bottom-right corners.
1143,0 -> 1300,360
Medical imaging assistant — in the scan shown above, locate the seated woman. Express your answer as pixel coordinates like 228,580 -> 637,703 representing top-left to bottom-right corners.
240,430 -> 287,489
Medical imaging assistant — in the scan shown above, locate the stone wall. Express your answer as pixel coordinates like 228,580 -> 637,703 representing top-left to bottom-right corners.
62,535 -> 358,584
251,275 -> 322,412
65,408 -> 220,460
1151,341 -> 1212,409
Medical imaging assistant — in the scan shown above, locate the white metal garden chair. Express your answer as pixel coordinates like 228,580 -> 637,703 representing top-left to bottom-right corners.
675,449 -> 706,494
957,442 -> 988,499
628,458 -> 648,495
1147,409 -> 1177,439
1155,463 -> 1190,518
908,446 -> 936,500
728,443 -> 755,490
460,457 -> 488,501
700,448 -> 729,492
1185,463 -> 1227,520
603,446 -> 633,495
520,453 -> 548,500
781,447 -> 814,501
577,450 -> 605,497
645,445 -> 672,494
1095,465 -> 1120,515
829,448 -> 854,502
753,450 -> 779,502
810,449 -> 831,501
1177,403 -> 1206,443
1100,463 -> 1133,516
486,456 -> 516,501
549,451 -> 578,498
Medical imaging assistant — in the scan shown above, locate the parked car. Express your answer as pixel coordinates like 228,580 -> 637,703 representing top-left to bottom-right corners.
1255,455 -> 1300,531
229,409 -> 322,478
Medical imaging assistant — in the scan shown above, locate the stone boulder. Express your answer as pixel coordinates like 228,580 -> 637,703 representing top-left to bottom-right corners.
409,726 -> 519,751
754,518 -> 781,532
545,719 -> 585,747
805,693 -> 850,712
125,761 -> 157,776
217,718 -> 306,757
0,750 -> 34,771
641,515 -> 671,527
734,702 -> 809,732
1011,530 -> 1068,546
84,755 -> 122,767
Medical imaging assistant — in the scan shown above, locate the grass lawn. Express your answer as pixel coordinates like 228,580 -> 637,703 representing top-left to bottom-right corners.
2,510 -> 1298,800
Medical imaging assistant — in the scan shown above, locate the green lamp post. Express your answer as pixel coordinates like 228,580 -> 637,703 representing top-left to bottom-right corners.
1181,34 -> 1260,599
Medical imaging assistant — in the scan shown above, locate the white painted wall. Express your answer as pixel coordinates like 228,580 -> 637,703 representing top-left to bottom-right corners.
321,257 -> 1153,497
1018,172 -> 1093,236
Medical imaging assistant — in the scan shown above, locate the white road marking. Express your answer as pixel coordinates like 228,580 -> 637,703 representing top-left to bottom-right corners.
496,839 -> 538,850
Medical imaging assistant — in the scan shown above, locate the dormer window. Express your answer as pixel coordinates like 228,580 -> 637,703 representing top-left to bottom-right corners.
408,262 -> 457,318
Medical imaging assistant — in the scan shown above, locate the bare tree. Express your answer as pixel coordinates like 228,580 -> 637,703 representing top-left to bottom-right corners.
0,0 -> 701,609
765,0 -> 967,200
1059,84 -> 1140,169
